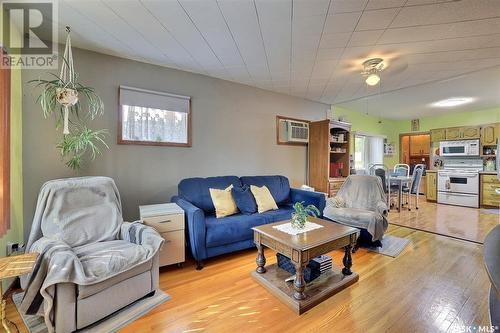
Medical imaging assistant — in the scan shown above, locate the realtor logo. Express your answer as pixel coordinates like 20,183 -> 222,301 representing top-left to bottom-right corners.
1,0 -> 58,69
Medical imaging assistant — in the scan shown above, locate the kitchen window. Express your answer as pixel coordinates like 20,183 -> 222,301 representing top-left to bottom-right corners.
118,86 -> 191,147
354,134 -> 384,173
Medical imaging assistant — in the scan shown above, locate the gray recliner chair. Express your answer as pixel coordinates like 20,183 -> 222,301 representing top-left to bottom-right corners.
20,177 -> 163,333
323,175 -> 388,247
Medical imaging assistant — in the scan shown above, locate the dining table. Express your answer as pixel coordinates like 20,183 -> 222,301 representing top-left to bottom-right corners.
388,174 -> 412,212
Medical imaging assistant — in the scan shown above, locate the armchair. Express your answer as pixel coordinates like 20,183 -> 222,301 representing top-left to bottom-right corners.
20,177 -> 163,333
323,175 -> 388,247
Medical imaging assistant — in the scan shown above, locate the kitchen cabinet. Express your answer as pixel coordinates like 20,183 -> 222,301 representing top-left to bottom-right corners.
481,174 -> 500,207
410,135 -> 430,155
481,124 -> 499,146
445,127 -> 461,140
426,171 -> 437,202
430,129 -> 446,142
445,126 -> 480,140
462,126 -> 481,139
419,176 -> 427,196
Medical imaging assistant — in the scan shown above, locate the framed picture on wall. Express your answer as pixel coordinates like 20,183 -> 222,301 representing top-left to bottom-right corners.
411,119 -> 420,132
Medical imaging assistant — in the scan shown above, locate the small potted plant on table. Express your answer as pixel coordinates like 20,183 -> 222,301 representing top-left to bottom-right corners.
291,202 -> 320,229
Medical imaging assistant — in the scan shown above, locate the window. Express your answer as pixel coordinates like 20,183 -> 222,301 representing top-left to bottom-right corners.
354,134 -> 384,173
118,86 -> 191,147
0,50 -> 10,237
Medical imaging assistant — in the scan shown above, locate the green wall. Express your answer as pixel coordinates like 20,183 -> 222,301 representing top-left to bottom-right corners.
396,107 -> 500,133
333,106 -> 403,167
0,14 -> 24,263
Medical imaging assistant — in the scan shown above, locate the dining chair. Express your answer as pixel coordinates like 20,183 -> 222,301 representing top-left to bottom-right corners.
402,164 -> 425,210
393,163 -> 410,177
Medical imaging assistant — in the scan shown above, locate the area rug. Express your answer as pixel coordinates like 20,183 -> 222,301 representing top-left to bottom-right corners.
481,208 -> 500,215
12,290 -> 170,333
365,235 -> 410,257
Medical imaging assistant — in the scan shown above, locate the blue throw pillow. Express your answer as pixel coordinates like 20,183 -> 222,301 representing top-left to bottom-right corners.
231,185 -> 257,215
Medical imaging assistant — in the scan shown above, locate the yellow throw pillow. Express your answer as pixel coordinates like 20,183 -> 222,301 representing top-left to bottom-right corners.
250,185 -> 278,213
209,185 -> 239,218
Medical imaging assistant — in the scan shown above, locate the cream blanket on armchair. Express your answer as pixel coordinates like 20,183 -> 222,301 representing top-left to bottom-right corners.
20,177 -> 163,333
323,175 -> 388,242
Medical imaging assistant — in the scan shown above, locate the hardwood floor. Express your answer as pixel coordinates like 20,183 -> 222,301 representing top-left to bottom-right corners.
4,205 -> 494,333
389,200 -> 498,243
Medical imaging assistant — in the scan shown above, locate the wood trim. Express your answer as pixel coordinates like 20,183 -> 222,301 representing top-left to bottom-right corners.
308,120 -> 330,193
117,88 -> 192,147
0,49 -> 11,237
399,131 -> 430,136
276,115 -> 309,146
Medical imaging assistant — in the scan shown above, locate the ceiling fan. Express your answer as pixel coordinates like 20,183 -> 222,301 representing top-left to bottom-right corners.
361,58 -> 385,86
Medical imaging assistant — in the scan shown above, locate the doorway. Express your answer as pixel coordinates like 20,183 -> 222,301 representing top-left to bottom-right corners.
399,133 -> 431,171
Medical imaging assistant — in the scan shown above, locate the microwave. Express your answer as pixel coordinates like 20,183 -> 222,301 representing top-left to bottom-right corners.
440,139 -> 480,157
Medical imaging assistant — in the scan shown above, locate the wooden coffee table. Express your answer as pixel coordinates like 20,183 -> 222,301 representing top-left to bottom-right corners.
251,217 -> 359,314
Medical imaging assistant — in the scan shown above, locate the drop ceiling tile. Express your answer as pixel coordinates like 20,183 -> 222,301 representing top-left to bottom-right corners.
448,18 -> 500,39
378,24 -> 451,44
293,0 -> 330,17
255,0 -> 292,75
319,32 -> 352,48
179,0 -> 245,67
357,8 -> 399,30
247,65 -> 272,81
140,0 -> 225,70
404,0 -> 451,4
293,15 -> 328,35
391,0 -> 500,28
348,30 -> 384,46
339,46 -> 373,61
103,0 -> 204,68
317,47 -> 344,60
324,12 -> 362,33
366,0 -> 406,10
67,1 -> 165,62
407,47 -> 500,65
331,0 -> 368,13
217,0 -> 270,69
379,18 -> 500,44
55,0 -> 500,117
57,2 -> 144,61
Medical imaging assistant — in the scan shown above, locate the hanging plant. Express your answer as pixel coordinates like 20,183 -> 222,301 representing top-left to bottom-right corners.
31,27 -> 108,170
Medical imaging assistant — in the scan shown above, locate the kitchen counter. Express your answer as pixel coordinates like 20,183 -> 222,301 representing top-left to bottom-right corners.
427,170 -> 496,174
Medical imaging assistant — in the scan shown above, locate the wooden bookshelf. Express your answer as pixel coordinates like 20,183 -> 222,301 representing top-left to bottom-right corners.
308,120 -> 351,195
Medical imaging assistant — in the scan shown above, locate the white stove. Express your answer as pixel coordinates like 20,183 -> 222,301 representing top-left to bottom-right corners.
437,159 -> 483,208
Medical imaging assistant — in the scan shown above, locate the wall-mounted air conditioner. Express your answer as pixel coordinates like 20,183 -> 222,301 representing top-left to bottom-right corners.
286,120 -> 309,143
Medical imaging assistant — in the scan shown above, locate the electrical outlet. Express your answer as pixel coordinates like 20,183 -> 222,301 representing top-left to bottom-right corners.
6,242 -> 19,256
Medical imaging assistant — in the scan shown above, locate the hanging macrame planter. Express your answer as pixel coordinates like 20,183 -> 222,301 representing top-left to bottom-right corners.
31,27 -> 107,170
57,28 -> 79,135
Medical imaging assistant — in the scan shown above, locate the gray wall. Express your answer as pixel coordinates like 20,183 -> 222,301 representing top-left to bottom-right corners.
22,47 -> 328,238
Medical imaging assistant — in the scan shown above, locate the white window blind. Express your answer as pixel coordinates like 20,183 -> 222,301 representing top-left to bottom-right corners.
119,86 -> 190,113
119,86 -> 191,145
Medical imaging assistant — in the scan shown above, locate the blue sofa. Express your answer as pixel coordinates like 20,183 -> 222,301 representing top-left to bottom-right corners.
171,175 -> 326,269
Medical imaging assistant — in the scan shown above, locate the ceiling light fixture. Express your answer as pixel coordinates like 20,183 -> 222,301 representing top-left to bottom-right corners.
431,97 -> 475,108
362,58 -> 385,86
365,74 -> 380,86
